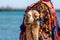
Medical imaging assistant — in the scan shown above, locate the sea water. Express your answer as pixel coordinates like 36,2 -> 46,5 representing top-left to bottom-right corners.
0,10 -> 60,40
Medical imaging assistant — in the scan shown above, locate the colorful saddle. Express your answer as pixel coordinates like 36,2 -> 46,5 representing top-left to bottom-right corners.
20,1 -> 60,40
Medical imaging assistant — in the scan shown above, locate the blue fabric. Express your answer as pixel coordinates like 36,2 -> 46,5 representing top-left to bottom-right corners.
20,24 -> 26,32
37,18 -> 42,21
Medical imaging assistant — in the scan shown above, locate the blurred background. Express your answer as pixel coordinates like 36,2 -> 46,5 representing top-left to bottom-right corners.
0,0 -> 60,40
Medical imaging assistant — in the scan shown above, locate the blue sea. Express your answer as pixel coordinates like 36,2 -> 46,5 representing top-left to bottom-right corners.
0,10 -> 60,40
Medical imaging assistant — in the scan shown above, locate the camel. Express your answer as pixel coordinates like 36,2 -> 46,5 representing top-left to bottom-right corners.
24,10 -> 40,40
23,10 -> 52,40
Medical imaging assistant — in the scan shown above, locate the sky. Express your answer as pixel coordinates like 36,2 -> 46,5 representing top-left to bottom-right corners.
0,0 -> 60,9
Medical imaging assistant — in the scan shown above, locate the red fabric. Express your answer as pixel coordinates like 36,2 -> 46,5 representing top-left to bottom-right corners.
20,32 -> 23,40
19,1 -> 59,40
55,35 -> 60,40
43,0 -> 48,1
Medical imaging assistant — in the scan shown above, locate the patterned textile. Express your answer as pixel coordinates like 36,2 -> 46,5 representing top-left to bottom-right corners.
20,1 -> 59,40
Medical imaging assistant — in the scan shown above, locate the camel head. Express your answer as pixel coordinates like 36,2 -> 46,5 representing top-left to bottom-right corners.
24,10 -> 40,26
